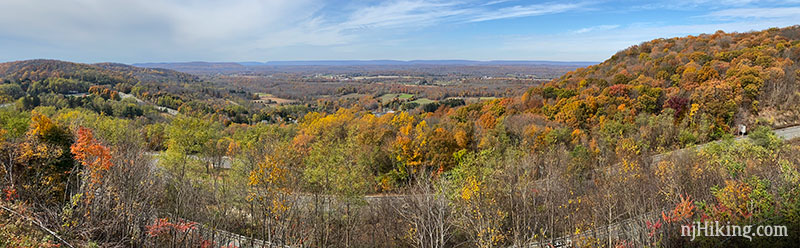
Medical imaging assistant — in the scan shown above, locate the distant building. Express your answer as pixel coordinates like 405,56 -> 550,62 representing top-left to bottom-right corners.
373,110 -> 395,117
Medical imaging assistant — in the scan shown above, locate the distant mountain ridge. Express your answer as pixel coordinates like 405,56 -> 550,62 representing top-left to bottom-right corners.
133,61 -> 247,72
135,60 -> 598,68
257,60 -> 598,66
133,60 -> 599,76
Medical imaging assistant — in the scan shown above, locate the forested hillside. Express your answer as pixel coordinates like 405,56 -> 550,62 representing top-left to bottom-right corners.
0,59 -> 258,123
1,26 -> 800,247
531,26 -> 800,136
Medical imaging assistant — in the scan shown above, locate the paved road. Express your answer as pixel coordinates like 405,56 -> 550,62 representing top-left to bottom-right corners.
651,125 -> 800,163
118,92 -> 145,104
774,125 -> 800,140
119,92 -> 178,115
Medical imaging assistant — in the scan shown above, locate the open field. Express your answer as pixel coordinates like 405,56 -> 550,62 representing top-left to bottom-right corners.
410,98 -> 435,105
340,93 -> 369,99
253,92 -> 297,105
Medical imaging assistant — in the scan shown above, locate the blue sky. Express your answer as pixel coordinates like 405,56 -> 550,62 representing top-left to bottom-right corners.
1,0 -> 799,63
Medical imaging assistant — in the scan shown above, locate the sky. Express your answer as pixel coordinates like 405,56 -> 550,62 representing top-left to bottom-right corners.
1,0 -> 799,64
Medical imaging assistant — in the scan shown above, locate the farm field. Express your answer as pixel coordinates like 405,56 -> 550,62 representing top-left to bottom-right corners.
378,93 -> 415,102
253,92 -> 297,105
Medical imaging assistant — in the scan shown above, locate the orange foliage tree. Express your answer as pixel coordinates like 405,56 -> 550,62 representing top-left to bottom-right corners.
70,127 -> 113,205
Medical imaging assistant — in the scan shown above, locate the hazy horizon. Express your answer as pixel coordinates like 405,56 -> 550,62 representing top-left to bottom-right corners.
132,59 -> 601,65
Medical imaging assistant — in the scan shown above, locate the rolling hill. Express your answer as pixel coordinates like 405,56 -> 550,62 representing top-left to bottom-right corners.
526,25 -> 800,137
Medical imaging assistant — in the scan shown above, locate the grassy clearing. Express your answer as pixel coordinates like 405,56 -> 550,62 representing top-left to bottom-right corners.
254,92 -> 297,105
410,98 -> 435,105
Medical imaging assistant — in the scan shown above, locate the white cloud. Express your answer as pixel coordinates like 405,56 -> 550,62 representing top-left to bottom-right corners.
333,1 -> 586,30
483,0 -> 516,6
338,1 -> 469,30
0,0 -> 592,62
573,24 -> 620,34
676,0 -> 761,6
470,3 -> 585,22
0,0 -> 332,61
628,0 -> 789,11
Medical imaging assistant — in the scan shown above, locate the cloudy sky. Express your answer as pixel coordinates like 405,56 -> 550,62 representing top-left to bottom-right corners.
1,0 -> 799,63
